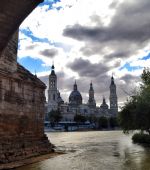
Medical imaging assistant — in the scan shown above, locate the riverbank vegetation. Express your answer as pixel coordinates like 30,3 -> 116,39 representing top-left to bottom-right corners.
132,133 -> 150,144
119,68 -> 150,144
48,109 -> 62,127
48,110 -> 119,130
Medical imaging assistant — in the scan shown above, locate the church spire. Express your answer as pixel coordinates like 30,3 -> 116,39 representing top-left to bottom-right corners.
90,81 -> 93,91
111,75 -> 115,85
74,80 -> 77,91
51,63 -> 55,75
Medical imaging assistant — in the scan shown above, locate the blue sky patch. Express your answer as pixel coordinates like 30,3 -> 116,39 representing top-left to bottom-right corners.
119,53 -> 150,71
140,53 -> 150,60
39,0 -> 61,10
20,29 -> 50,43
119,63 -> 143,71
18,57 -> 50,73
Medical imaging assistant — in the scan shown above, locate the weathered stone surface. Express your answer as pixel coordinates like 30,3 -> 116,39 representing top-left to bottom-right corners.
0,135 -> 51,164
0,63 -> 53,165
0,0 -> 44,56
0,0 -> 53,168
0,30 -> 18,72
0,63 -> 46,135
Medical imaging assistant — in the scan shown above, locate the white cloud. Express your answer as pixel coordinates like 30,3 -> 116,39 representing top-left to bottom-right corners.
18,0 -> 150,107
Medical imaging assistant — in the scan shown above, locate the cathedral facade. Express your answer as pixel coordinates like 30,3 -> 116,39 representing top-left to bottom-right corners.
46,65 -> 118,121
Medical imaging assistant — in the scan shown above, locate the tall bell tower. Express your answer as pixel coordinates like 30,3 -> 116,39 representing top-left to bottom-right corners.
48,64 -> 58,112
88,81 -> 96,108
109,76 -> 118,116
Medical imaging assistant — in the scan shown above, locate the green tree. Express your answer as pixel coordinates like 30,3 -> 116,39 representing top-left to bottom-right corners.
98,116 -> 108,129
109,117 -> 119,129
119,68 -> 150,135
74,114 -> 86,124
86,115 -> 97,124
141,67 -> 150,86
48,109 -> 62,127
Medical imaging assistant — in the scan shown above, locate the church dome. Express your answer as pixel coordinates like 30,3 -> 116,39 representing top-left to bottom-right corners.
69,81 -> 82,106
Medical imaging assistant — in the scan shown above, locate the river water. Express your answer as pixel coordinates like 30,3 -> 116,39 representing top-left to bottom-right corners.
17,131 -> 150,170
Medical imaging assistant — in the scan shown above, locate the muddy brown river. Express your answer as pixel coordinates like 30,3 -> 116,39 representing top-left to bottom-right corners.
16,131 -> 150,170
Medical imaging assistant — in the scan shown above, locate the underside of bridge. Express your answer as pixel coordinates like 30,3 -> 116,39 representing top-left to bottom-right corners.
0,0 -> 43,55
0,0 -> 53,168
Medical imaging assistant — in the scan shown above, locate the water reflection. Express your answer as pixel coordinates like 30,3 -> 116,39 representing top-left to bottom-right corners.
16,131 -> 150,170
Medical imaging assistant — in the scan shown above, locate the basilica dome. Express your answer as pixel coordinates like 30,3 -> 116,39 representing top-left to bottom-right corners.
69,81 -> 82,106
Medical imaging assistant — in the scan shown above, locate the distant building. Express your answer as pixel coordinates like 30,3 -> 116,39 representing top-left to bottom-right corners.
88,81 -> 96,109
109,76 -> 118,116
46,64 -> 118,121
47,64 -> 64,113
69,81 -> 82,107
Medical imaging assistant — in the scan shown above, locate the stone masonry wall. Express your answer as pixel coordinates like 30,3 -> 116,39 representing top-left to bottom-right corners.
0,0 -> 53,166
0,63 -> 53,164
0,64 -> 45,137
0,31 -> 18,72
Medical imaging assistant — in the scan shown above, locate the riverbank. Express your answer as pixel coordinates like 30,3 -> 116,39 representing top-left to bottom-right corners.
0,152 -> 64,170
44,126 -> 120,132
16,131 -> 150,170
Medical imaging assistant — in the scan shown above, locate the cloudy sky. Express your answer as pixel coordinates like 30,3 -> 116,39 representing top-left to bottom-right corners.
18,0 -> 150,108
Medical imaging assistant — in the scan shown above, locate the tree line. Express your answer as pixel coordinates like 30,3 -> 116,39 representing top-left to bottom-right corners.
119,68 -> 150,144
48,109 -> 119,130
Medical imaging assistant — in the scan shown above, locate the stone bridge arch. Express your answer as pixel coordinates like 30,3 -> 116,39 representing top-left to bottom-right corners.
0,0 -> 43,55
0,0 -> 44,72
0,1 -> 53,168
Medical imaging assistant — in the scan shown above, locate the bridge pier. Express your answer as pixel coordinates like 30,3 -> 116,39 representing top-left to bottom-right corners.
0,0 -> 53,168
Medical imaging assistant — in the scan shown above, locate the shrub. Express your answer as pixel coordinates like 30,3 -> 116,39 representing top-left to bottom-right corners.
132,133 -> 150,144
74,114 -> 86,123
109,117 -> 119,128
98,116 -> 108,129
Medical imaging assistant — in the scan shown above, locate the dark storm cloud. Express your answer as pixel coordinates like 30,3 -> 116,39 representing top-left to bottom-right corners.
63,0 -> 150,60
80,44 -> 106,57
39,48 -> 58,58
102,51 -> 132,64
63,24 -> 108,42
104,51 -> 130,60
120,74 -> 140,84
63,0 -> 150,43
67,58 -> 110,77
